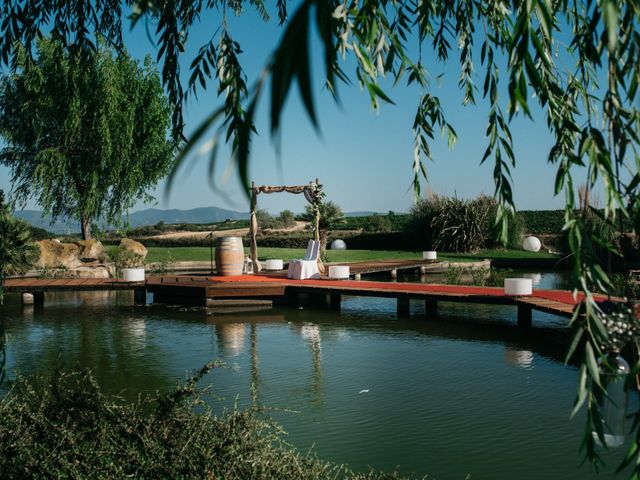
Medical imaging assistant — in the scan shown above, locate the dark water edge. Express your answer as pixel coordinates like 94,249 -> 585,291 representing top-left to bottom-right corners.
0,271 -> 635,479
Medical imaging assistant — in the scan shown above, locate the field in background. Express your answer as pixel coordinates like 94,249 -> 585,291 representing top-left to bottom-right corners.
141,247 -> 557,264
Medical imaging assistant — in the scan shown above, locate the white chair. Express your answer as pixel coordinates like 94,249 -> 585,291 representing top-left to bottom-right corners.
287,240 -> 321,279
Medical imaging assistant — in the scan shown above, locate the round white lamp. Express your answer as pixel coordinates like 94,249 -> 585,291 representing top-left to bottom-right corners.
522,236 -> 542,252
328,265 -> 350,279
122,267 -> 145,282
423,251 -> 437,260
265,259 -> 284,271
504,278 -> 533,295
331,239 -> 347,250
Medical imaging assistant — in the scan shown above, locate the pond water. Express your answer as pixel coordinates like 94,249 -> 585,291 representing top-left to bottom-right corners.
0,271 -> 633,478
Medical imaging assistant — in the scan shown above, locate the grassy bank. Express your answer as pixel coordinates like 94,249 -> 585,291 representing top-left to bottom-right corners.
0,364 -> 411,479
142,246 -> 558,264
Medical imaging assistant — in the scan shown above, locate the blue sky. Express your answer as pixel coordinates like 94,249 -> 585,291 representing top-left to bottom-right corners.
0,5 -> 568,215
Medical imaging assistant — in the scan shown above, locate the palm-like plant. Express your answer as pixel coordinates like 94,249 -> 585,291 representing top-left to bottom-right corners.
0,191 -> 38,304
303,201 -> 345,258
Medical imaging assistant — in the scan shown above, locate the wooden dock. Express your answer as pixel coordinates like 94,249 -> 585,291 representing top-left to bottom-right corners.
145,274 -> 597,327
3,277 -> 146,306
2,260 -> 603,328
341,259 -> 489,277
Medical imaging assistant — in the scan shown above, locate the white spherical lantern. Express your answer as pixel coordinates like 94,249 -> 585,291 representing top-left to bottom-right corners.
522,236 -> 541,252
331,239 -> 347,250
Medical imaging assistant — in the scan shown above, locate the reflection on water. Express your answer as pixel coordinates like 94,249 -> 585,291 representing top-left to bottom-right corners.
504,345 -> 534,369
522,272 -> 542,286
214,322 -> 246,357
0,271 -> 632,479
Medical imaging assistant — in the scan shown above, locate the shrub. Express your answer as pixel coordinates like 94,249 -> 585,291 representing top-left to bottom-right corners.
403,197 -> 442,250
0,366 -> 410,480
27,225 -> 55,241
0,192 -> 39,294
608,273 -> 640,300
431,196 -> 493,253
112,249 -> 145,268
276,210 -> 296,228
518,210 -> 565,234
560,209 -> 619,263
364,214 -> 392,233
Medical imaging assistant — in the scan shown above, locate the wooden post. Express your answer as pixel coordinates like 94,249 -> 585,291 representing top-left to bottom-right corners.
425,299 -> 438,317
314,178 -> 320,243
397,297 -> 410,316
330,294 -> 341,311
518,305 -> 532,328
33,291 -> 44,309
312,292 -> 328,308
249,182 -> 261,272
134,287 -> 146,305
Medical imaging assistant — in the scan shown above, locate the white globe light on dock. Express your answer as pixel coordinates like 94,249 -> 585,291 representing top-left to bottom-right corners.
522,236 -> 541,252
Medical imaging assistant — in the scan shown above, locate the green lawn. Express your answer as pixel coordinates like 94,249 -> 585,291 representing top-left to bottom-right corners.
142,246 -> 557,264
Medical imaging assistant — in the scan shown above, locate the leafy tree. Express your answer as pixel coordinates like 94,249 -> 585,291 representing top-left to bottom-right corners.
1,0 -> 640,475
255,209 -> 275,231
364,214 -> 392,233
0,39 -> 175,240
276,210 -> 296,228
0,190 -> 38,304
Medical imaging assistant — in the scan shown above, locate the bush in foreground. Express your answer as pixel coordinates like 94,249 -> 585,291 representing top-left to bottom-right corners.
0,363 -> 414,480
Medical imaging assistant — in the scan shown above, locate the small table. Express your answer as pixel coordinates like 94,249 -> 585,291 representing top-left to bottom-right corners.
328,265 -> 350,279
265,259 -> 284,271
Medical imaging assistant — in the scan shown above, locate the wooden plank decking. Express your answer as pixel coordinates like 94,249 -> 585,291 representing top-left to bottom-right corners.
145,274 -> 587,323
3,277 -> 143,293
4,265 -> 599,325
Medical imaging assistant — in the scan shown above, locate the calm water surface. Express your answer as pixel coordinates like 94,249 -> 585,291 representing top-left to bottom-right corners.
0,271 -> 633,479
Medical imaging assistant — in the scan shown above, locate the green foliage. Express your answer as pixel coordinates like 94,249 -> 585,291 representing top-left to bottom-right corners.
112,249 -> 145,269
560,209 -> 620,265
255,209 -> 297,230
519,210 -> 566,234
26,225 -> 55,241
303,200 -> 345,231
0,191 -> 38,303
444,266 -> 513,287
0,39 -> 175,240
364,214 -> 392,233
337,214 -> 409,232
277,209 -> 297,228
0,366 -> 413,480
404,195 -> 523,252
430,196 -> 495,253
607,274 -> 640,300
404,197 -> 442,250
2,0 -> 640,475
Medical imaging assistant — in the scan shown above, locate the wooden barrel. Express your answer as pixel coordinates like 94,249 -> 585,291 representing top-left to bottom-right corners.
215,237 -> 245,276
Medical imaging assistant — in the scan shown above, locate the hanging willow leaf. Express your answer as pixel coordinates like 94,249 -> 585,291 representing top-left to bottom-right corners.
1,1 -> 640,473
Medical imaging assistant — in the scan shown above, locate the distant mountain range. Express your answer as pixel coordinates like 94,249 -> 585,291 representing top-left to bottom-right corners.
14,207 -> 381,234
14,207 -> 249,234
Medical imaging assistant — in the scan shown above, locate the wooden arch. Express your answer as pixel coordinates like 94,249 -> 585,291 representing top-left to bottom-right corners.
249,179 -> 322,272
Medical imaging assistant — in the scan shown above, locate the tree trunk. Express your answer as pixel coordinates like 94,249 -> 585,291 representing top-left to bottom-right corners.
81,215 -> 91,240
319,229 -> 329,260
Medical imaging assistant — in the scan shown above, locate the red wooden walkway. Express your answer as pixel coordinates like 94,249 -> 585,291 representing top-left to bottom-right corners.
4,273 -> 612,327
145,274 -> 607,325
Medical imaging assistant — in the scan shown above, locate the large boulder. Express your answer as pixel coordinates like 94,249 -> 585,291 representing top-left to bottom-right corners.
117,238 -> 148,262
76,239 -> 108,263
35,239 -> 111,277
36,240 -> 82,269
